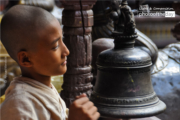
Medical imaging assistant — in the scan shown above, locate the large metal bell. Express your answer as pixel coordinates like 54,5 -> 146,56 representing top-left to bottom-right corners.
90,32 -> 166,119
90,0 -> 166,118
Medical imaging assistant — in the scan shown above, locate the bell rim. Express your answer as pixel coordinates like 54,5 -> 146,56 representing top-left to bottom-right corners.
90,92 -> 159,107
94,100 -> 166,119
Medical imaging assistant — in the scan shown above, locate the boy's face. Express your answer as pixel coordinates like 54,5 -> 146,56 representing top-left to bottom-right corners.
29,19 -> 69,76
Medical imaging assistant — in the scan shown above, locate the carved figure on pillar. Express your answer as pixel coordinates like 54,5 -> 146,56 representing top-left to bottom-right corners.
59,0 -> 96,107
109,0 -> 136,35
120,0 -> 136,35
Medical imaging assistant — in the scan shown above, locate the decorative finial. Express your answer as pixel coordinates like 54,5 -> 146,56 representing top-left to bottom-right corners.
110,0 -> 136,36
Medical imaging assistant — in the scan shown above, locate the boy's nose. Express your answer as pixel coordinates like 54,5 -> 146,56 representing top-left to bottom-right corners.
62,42 -> 70,57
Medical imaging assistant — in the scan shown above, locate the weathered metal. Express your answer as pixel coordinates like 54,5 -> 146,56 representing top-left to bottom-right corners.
90,0 -> 166,119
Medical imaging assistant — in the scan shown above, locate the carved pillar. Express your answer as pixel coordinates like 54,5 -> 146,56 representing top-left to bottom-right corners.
60,0 -> 96,107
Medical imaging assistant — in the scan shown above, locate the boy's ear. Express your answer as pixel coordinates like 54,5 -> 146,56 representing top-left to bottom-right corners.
17,51 -> 32,67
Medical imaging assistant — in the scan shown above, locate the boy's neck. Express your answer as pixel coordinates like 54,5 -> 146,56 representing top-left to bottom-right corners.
21,70 -> 52,88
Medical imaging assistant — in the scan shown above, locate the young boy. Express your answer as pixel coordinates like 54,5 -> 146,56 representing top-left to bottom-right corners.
0,5 -> 100,120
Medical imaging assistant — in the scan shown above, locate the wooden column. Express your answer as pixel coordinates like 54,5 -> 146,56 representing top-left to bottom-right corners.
60,0 -> 96,107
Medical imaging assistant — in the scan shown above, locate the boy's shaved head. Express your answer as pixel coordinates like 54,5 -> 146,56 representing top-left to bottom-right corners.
1,5 -> 56,62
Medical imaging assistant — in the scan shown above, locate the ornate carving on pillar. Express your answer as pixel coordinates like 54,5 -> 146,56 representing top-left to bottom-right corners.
92,1 -> 113,41
60,0 -> 96,107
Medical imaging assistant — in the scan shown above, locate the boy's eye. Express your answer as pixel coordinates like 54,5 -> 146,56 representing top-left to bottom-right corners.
53,45 -> 59,50
53,43 -> 59,50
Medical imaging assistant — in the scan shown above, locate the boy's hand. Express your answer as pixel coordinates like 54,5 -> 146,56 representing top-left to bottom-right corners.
75,93 -> 87,99
68,93 -> 100,120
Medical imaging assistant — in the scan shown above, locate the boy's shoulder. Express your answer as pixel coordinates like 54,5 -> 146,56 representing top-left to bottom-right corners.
0,84 -> 37,120
0,87 -> 33,110
4,78 -> 59,105
4,79 -> 38,102
0,92 -> 52,120
0,79 -> 55,120
1,80 -> 39,110
5,80 -> 28,98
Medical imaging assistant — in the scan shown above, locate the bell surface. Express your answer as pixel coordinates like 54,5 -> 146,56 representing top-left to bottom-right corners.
90,34 -> 166,119
90,0 -> 166,118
